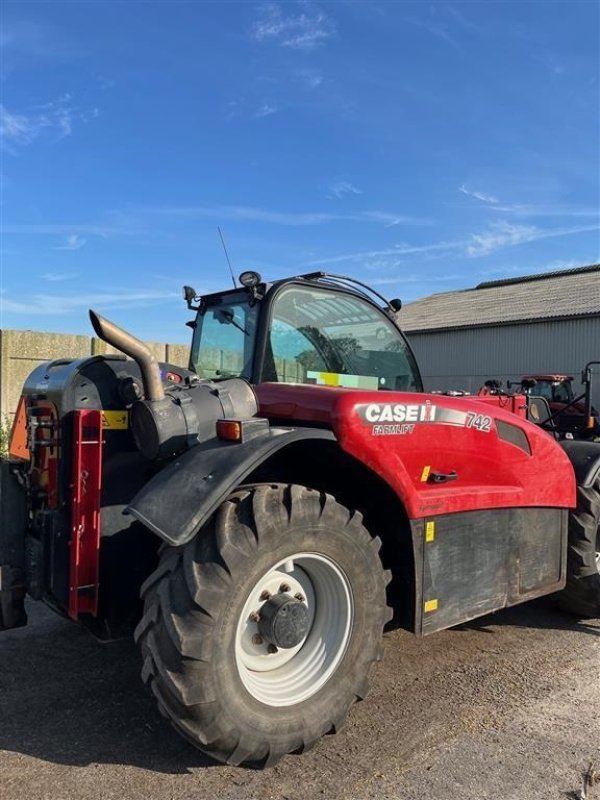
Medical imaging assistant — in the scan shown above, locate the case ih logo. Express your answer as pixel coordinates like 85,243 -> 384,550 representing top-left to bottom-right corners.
358,403 -> 437,424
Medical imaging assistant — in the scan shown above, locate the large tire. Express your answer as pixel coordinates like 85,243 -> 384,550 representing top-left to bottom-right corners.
134,484 -> 391,766
559,477 -> 600,617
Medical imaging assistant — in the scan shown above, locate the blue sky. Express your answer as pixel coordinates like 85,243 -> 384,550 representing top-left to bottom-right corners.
1,0 -> 599,343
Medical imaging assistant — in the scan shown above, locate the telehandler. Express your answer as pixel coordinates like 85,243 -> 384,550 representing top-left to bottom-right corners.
3,270 -> 599,766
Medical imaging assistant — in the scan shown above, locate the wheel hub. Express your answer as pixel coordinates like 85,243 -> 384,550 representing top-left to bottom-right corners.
258,594 -> 310,649
235,552 -> 354,706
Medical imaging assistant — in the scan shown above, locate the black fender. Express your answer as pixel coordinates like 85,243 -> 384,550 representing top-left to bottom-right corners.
560,439 -> 600,488
126,427 -> 336,546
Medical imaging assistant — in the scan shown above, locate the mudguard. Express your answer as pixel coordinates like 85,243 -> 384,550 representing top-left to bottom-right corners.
560,440 -> 600,488
126,427 -> 335,546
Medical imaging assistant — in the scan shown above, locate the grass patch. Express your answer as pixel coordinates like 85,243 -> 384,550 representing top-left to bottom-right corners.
0,414 -> 13,460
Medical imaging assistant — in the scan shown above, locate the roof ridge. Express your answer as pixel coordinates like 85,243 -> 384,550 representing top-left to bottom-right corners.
474,262 -> 600,290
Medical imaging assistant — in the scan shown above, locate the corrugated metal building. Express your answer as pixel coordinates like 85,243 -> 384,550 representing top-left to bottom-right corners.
400,264 -> 600,402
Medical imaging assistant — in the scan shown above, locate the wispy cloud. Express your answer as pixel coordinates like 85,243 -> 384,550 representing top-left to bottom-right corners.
2,289 -> 180,316
459,184 -> 499,205
1,19 -> 81,76
535,51 -> 568,77
406,13 -> 461,52
54,234 -> 87,251
146,203 -> 428,227
295,68 -> 323,89
457,186 -> 598,219
224,99 -> 279,120
3,221 -> 136,237
328,181 -> 362,200
466,220 -> 599,256
445,5 -> 481,33
361,211 -> 428,227
95,74 -> 116,90
466,221 -> 538,256
254,103 -> 278,118
309,240 -> 461,267
307,221 -> 600,266
41,271 -> 79,282
251,3 -> 335,50
493,203 -> 600,219
0,95 -> 96,151
155,204 -> 336,226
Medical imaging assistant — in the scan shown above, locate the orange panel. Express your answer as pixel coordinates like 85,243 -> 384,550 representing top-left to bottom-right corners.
8,396 -> 30,461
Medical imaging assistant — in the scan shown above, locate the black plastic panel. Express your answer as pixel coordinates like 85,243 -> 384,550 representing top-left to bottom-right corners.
496,420 -> 532,455
412,507 -> 568,635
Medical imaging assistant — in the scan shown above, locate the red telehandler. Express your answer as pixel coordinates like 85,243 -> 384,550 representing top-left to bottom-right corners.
3,271 -> 599,766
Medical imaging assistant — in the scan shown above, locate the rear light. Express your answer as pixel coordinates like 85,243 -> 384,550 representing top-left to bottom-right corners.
216,417 -> 270,443
216,420 -> 242,441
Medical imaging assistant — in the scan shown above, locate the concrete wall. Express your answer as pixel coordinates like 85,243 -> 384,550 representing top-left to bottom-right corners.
0,329 -> 191,420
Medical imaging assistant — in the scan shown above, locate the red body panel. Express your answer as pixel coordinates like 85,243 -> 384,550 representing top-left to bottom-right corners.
469,393 -> 528,417
256,383 -> 576,519
68,409 -> 103,620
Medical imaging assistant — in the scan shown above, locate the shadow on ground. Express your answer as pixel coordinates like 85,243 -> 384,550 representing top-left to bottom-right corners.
0,602 -> 213,774
0,594 -> 597,776
452,594 -> 600,637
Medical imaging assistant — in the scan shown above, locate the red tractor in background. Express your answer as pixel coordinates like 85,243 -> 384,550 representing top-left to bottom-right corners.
2,270 -> 600,767
514,370 -> 600,439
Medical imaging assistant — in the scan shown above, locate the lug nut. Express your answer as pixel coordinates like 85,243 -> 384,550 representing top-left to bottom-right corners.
252,633 -> 263,645
259,590 -> 272,601
248,611 -> 260,623
267,643 -> 278,654
294,593 -> 305,602
279,583 -> 291,593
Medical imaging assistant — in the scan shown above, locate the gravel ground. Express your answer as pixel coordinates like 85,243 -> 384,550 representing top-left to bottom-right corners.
0,597 -> 598,800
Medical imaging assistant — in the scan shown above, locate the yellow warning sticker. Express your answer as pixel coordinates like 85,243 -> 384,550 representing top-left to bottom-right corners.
101,410 -> 129,430
420,465 -> 431,482
424,599 -> 438,613
425,521 -> 435,542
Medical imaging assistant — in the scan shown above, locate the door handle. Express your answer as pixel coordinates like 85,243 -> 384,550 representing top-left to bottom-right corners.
428,470 -> 458,484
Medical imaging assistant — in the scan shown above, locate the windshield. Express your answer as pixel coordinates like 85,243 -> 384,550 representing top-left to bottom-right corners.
552,381 -> 574,403
535,380 -> 574,404
264,285 -> 422,391
190,295 -> 259,379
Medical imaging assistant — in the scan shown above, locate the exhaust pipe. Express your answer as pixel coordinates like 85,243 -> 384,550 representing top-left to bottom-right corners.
89,309 -> 165,402
89,309 -> 258,461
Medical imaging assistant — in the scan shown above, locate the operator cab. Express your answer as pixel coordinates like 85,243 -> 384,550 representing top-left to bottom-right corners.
186,272 -> 423,392
522,375 -> 575,405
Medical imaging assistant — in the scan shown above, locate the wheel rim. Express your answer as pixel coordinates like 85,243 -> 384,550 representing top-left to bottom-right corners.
234,552 -> 354,707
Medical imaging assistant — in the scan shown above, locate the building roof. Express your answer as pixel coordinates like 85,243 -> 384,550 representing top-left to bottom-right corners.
400,263 -> 600,333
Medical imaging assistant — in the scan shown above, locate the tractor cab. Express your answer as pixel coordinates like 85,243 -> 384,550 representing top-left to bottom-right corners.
186,271 -> 423,393
522,374 -> 575,405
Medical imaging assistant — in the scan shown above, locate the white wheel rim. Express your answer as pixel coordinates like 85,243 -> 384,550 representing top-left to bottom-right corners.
234,552 -> 354,707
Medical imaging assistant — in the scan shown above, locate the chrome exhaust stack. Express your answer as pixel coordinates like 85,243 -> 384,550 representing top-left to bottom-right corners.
88,308 -> 258,460
89,309 -> 165,402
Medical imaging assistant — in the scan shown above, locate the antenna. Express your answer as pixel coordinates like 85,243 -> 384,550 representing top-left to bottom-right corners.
218,226 -> 237,289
